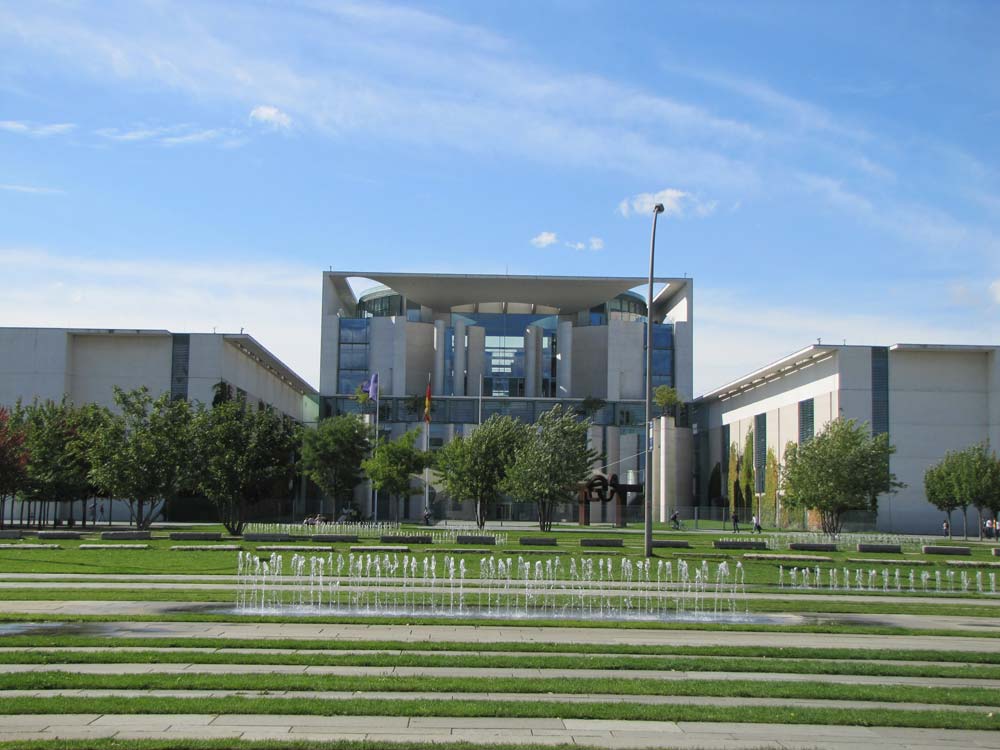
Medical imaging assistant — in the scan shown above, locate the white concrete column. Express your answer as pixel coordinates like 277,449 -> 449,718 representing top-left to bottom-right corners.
466,326 -> 485,396
556,320 -> 573,398
525,325 -> 542,398
319,276 -> 343,397
453,320 -> 467,396
432,320 -> 446,396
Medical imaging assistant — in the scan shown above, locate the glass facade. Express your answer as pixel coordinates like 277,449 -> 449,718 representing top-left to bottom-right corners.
650,323 -> 674,389
871,347 -> 889,436
589,292 -> 648,324
356,289 -> 405,318
337,318 -> 370,394
754,413 -> 766,494
453,312 -> 559,398
798,398 -> 814,444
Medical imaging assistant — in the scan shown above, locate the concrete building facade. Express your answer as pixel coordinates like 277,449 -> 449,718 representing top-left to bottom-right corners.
319,272 -> 694,522
692,343 -> 1000,534
0,327 -> 318,422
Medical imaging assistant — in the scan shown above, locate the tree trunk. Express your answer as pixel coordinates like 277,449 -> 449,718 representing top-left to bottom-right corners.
962,508 -> 968,540
978,508 -> 983,541
0,496 -> 5,529
536,501 -> 553,532
476,497 -> 486,530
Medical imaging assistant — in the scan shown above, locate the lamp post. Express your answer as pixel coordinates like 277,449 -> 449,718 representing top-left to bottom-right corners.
644,203 -> 665,558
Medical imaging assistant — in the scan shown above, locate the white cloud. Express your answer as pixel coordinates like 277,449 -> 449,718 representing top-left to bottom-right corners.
564,241 -> 585,250
0,120 -> 75,137
530,231 -> 557,248
160,128 -> 227,146
0,183 -> 64,195
249,105 -> 292,130
619,188 -> 716,219
589,237 -> 604,251
95,125 -> 240,147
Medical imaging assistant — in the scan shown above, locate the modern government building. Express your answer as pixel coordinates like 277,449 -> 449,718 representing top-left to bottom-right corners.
1,270 -> 997,533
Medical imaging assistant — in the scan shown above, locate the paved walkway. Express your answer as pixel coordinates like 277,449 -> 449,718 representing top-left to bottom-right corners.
0,714 -> 996,749
7,617 -> 1000,652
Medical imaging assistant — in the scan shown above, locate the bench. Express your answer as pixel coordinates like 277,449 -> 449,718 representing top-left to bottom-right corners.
102,531 -> 151,540
789,543 -> 838,552
713,540 -> 767,550
0,531 -> 22,539
580,538 -> 624,548
456,535 -> 496,545
311,534 -> 359,543
994,548 -> 1000,557
380,535 -> 432,545
520,537 -> 557,546
856,543 -> 902,553
37,531 -> 83,540
652,539 -> 691,548
923,545 -> 971,556
169,532 -> 222,541
243,533 -> 295,542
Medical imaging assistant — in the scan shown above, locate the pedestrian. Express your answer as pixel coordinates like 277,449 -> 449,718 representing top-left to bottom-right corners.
942,518 -> 949,537
753,514 -> 762,534
731,510 -> 739,533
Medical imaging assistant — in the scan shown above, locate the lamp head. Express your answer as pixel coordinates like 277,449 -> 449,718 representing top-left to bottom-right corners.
653,203 -> 665,214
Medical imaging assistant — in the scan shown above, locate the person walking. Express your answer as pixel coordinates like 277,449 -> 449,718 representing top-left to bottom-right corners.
731,511 -> 740,533
752,514 -> 762,534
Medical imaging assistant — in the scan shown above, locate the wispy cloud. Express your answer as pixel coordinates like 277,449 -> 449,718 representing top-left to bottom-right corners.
530,231 -> 557,248
0,183 -> 64,195
589,237 -> 604,251
0,120 -> 75,137
619,189 -> 717,219
249,105 -> 292,130
95,125 -> 239,147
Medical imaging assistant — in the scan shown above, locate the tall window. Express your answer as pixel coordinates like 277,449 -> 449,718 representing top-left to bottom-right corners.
753,414 -> 766,494
650,323 -> 674,389
798,398 -> 814,444
871,347 -> 889,436
337,318 -> 370,394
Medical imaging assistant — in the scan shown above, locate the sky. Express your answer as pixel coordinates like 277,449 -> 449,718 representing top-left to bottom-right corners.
1,0 -> 998,394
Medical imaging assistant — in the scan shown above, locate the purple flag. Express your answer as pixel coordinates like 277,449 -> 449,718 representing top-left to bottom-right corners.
362,372 -> 378,398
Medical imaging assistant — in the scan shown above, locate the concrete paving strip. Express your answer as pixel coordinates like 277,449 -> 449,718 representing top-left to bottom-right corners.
0,688 -> 996,713
7,617 -> 1000,652
0,579 -> 997,608
2,662 -> 998,687
0,646 -> 985,669
0,715 -> 996,749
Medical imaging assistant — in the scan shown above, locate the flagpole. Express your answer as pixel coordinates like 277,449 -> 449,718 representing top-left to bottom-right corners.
478,373 -> 483,425
373,371 -> 379,523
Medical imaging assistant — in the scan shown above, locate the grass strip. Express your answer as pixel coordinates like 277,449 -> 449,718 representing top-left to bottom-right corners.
3,635 -> 998,664
3,649 -> 999,680
1,672 -> 997,707
1,612 -> 998,638
0,696 -> 994,729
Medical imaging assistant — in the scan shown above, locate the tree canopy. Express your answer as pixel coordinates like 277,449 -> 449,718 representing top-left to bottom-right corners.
781,418 -> 903,534
652,385 -> 680,416
88,387 -> 193,529
502,405 -> 597,532
362,429 -> 429,521
0,408 -> 28,529
301,414 -> 370,517
924,443 -> 1000,538
190,400 -> 301,535
436,414 -> 530,529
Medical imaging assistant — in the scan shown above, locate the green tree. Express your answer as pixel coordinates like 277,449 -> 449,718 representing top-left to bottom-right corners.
781,418 -> 903,534
707,462 -> 722,502
925,443 -> 1000,539
578,396 -> 606,418
763,447 -> 779,527
15,399 -> 108,528
301,414 -> 370,517
88,387 -> 193,529
436,415 -> 530,529
191,400 -> 301,535
0,408 -> 28,529
652,385 -> 680,417
502,405 -> 597,532
362,429 -> 429,521
740,429 -> 755,518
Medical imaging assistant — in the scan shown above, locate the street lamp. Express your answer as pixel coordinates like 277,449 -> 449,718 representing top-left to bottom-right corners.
644,203 -> 665,558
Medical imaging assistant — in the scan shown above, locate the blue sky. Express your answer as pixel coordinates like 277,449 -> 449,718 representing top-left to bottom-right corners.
1,0 -> 997,392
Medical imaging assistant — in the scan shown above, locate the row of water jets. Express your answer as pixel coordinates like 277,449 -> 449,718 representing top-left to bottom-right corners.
779,564 -> 998,594
241,522 -> 509,546
235,551 -> 749,621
